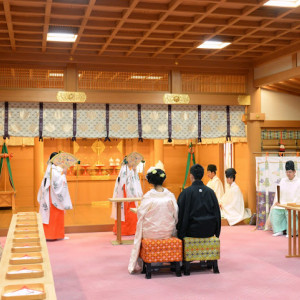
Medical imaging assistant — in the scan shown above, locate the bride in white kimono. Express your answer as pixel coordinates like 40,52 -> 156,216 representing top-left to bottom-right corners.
128,167 -> 178,274
220,168 -> 251,226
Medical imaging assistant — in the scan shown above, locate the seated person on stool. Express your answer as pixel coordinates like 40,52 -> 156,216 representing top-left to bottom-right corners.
270,160 -> 300,237
177,164 -> 221,240
128,167 -> 178,274
219,168 -> 251,226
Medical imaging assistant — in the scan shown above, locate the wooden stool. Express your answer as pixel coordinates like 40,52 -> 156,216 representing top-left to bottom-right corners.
139,237 -> 182,279
183,236 -> 220,275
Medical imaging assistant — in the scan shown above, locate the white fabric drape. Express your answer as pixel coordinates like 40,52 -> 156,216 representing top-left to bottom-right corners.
0,102 -> 246,140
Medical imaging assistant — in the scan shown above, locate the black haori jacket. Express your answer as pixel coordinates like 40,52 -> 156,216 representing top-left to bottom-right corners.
177,180 -> 221,239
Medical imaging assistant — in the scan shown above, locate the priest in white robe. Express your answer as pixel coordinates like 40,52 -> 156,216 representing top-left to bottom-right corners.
207,164 -> 224,202
128,168 -> 178,274
270,160 -> 300,236
38,152 -> 73,240
220,168 -> 251,226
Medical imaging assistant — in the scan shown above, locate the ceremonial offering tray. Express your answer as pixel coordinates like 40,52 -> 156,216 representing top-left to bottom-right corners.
13,235 -> 40,243
15,222 -> 38,228
1,284 -> 46,300
9,253 -> 43,265
14,228 -> 38,235
11,243 -> 41,253
6,265 -> 44,280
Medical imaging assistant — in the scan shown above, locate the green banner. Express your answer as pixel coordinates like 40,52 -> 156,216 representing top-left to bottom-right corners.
0,143 -> 16,191
182,143 -> 196,190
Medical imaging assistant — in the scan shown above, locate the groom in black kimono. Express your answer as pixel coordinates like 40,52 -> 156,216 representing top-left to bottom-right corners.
177,164 -> 221,240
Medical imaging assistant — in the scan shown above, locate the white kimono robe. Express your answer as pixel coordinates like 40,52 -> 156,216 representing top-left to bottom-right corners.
220,182 -> 251,226
110,165 -> 143,221
128,188 -> 178,274
273,177 -> 300,209
207,175 -> 224,202
37,163 -> 73,224
266,176 -> 300,230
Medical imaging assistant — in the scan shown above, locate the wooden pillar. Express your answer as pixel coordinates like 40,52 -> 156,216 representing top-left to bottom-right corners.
154,139 -> 164,165
34,137 -> 44,208
132,139 -> 138,152
65,63 -> 77,91
194,143 -> 199,164
247,70 -> 262,213
149,140 -> 155,167
170,70 -> 182,93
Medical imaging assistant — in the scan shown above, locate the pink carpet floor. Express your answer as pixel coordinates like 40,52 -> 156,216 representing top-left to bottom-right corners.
2,226 -> 300,300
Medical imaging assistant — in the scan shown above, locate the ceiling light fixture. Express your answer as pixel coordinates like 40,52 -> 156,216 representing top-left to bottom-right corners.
131,75 -> 147,79
146,76 -> 163,80
130,75 -> 162,80
49,73 -> 64,77
264,0 -> 300,7
47,32 -> 78,42
197,41 -> 231,49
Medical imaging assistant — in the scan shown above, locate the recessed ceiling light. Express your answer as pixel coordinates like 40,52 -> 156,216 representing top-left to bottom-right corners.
197,41 -> 231,49
47,33 -> 78,42
264,0 -> 300,7
49,73 -> 64,77
147,76 -> 162,80
130,75 -> 162,80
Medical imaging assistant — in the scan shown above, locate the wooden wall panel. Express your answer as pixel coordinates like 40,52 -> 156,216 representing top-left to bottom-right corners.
234,143 -> 250,209
0,139 -> 252,230
4,146 -> 34,208
198,144 -> 224,186
163,144 -> 188,199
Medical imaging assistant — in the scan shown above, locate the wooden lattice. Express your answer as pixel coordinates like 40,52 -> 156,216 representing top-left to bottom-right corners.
182,73 -> 246,94
78,70 -> 169,91
0,66 -> 64,89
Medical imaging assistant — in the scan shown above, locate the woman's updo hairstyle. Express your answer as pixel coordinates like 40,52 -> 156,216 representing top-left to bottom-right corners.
225,168 -> 237,181
146,168 -> 166,186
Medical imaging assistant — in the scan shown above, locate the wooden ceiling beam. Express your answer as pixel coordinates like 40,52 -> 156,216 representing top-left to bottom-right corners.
42,0 -> 52,53
227,7 -> 300,60
152,1 -> 226,58
8,1 -> 46,8
254,41 -> 300,66
180,1 -> 263,60
71,0 -> 96,55
278,80 -> 300,90
274,83 -> 300,94
98,0 -> 140,56
263,85 -> 300,97
125,0 -> 184,57
0,51 -> 251,70
254,66 -> 300,87
3,0 -> 16,51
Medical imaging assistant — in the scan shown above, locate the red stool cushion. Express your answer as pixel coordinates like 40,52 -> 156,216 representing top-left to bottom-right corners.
140,237 -> 182,263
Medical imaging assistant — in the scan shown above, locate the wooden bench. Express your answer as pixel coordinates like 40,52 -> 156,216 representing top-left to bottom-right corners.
0,212 -> 57,299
